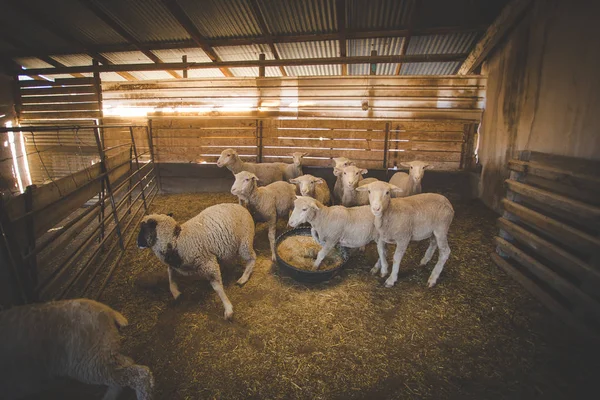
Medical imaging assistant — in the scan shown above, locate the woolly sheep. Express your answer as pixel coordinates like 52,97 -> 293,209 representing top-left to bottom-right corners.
288,196 -> 381,270
217,148 -> 284,185
231,171 -> 296,262
332,157 -> 355,204
388,161 -> 433,197
137,203 -> 256,320
290,174 -> 331,206
356,181 -> 454,288
283,152 -> 307,180
334,165 -> 378,207
0,299 -> 154,400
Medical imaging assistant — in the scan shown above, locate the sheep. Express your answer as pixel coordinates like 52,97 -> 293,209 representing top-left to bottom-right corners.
231,171 -> 297,262
356,181 -> 454,288
217,148 -> 284,185
332,157 -> 355,204
0,299 -> 154,400
283,152 -> 307,180
290,174 -> 332,206
388,161 -> 433,197
137,203 -> 256,320
288,196 -> 381,271
335,165 -> 378,207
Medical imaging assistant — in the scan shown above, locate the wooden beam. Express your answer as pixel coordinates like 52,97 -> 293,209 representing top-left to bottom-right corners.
160,0 -> 233,77
78,0 -> 181,79
336,0 -> 347,76
395,0 -> 418,75
20,53 -> 470,76
458,0 -> 533,75
248,0 -> 287,77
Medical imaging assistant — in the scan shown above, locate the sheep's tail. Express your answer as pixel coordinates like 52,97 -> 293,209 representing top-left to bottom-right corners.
110,309 -> 129,328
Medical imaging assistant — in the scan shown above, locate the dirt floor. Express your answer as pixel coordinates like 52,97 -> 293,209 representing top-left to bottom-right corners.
30,191 -> 600,400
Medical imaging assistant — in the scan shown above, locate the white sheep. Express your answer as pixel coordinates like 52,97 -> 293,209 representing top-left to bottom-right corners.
137,203 -> 256,320
335,165 -> 378,207
356,181 -> 454,288
290,174 -> 331,206
231,171 -> 296,262
217,148 -> 284,185
332,157 -> 355,204
389,161 -> 433,197
288,196 -> 382,270
283,152 -> 307,180
0,299 -> 154,400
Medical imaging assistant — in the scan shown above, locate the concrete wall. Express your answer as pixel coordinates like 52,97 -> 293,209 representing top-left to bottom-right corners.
478,0 -> 600,211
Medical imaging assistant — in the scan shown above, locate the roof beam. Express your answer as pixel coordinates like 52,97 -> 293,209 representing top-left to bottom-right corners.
6,0 -> 136,81
248,0 -> 287,77
160,0 -> 233,77
20,53 -> 470,76
78,0 -> 181,79
395,0 -> 419,75
458,0 -> 533,75
336,0 -> 348,76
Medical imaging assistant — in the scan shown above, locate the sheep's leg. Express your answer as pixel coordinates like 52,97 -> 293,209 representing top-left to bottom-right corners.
370,258 -> 382,275
237,242 -> 256,286
311,228 -> 324,245
167,266 -> 182,300
427,231 -> 450,287
384,238 -> 410,288
376,240 -> 389,277
101,386 -> 122,400
210,269 -> 234,320
420,236 -> 437,266
268,220 -> 277,262
314,241 -> 336,270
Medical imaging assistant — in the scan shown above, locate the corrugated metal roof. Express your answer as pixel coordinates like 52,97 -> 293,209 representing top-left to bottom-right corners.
50,54 -> 94,67
13,58 -> 54,69
178,0 -> 262,38
151,48 -> 213,63
89,0 -> 191,43
100,51 -> 155,64
188,69 -> 226,78
347,37 -> 403,75
0,6 -> 71,49
400,61 -> 461,75
130,71 -> 175,80
276,40 -> 340,76
100,72 -> 128,82
256,0 -> 337,34
228,67 -> 282,77
213,45 -> 275,61
347,0 -> 412,30
407,32 -> 479,55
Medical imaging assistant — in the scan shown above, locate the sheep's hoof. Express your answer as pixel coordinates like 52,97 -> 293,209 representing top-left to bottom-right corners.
236,277 -> 248,286
171,289 -> 182,300
384,278 -> 396,288
419,258 -> 428,266
370,266 -> 380,275
380,269 -> 388,278
224,309 -> 234,321
427,278 -> 438,288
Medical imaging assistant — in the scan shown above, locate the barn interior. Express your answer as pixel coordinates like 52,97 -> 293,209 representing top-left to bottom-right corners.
0,0 -> 599,399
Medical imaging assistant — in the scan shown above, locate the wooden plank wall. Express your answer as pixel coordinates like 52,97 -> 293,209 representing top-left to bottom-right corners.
492,151 -> 600,337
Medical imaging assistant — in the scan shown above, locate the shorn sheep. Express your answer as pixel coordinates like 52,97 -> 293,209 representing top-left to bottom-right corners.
283,152 -> 307,180
356,181 -> 454,288
335,165 -> 378,207
231,171 -> 296,262
388,160 -> 433,197
0,299 -> 154,400
290,174 -> 332,206
288,196 -> 381,270
332,157 -> 355,204
137,203 -> 256,320
217,148 -> 284,185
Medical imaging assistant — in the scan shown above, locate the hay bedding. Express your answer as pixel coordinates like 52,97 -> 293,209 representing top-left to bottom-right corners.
29,192 -> 600,400
277,235 -> 343,271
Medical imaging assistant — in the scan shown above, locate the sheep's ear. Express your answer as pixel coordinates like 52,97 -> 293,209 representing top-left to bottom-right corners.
400,162 -> 411,168
167,212 -> 174,217
425,164 -> 434,170
290,178 -> 299,184
295,195 -> 303,200
360,169 -> 368,175
348,161 -> 356,166
252,176 -> 260,182
333,168 -> 343,176
355,186 -> 369,192
389,184 -> 403,193
313,178 -> 325,184
302,152 -> 309,156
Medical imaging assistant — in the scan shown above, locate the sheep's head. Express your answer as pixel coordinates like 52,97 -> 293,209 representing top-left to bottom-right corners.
401,161 -> 433,185
138,214 -> 178,249
291,152 -> 308,165
231,171 -> 258,198
336,165 -> 368,189
332,157 -> 355,169
289,196 -> 321,227
217,148 -> 238,168
356,181 -> 403,217
290,174 -> 324,197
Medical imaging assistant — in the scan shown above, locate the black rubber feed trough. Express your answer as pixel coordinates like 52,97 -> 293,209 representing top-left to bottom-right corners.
275,227 -> 350,283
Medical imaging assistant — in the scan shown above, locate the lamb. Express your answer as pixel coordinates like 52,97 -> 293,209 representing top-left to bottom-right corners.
290,174 -> 332,206
231,171 -> 296,262
0,299 -> 153,400
388,160 -> 433,197
356,181 -> 454,288
332,157 -> 355,204
288,196 -> 381,270
335,165 -> 378,207
217,148 -> 284,185
137,203 -> 256,320
283,152 -> 307,180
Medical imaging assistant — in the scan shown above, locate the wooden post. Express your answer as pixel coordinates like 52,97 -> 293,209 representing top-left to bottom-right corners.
182,55 -> 188,78
259,53 -> 266,77
92,59 -> 104,144
370,50 -> 377,75
257,120 -> 263,163
383,122 -> 390,170
23,185 -> 38,288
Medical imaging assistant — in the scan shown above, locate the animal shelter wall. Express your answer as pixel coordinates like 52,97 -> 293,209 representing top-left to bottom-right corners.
477,0 -> 600,212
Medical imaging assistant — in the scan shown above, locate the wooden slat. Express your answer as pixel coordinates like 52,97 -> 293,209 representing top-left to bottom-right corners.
18,78 -> 95,88
20,94 -> 99,104
262,156 -> 383,169
509,160 -> 600,193
501,199 -> 600,256
521,175 -> 600,206
262,137 -> 386,150
154,137 -> 257,147
495,236 -> 600,322
387,150 -> 462,162
151,118 -> 257,129
505,179 -> 600,220
394,131 -> 465,141
21,103 -> 101,112
264,129 -> 386,139
391,141 -> 463,152
19,111 -> 101,120
390,121 -> 467,131
263,147 -> 384,161
21,85 -> 97,96
153,128 -> 256,138
278,119 -> 387,130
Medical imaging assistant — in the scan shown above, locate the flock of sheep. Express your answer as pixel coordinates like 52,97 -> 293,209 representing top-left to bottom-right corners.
0,148 -> 454,400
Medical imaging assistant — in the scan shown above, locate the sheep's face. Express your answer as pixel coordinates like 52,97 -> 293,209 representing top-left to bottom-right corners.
290,175 -> 323,197
289,196 -> 319,227
332,157 -> 355,169
217,148 -> 238,168
401,161 -> 433,185
291,152 -> 307,165
231,171 -> 258,197
137,218 -> 158,248
356,181 -> 403,217
339,165 -> 368,189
